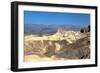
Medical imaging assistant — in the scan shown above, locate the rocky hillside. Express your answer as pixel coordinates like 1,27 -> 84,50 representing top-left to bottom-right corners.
24,28 -> 90,61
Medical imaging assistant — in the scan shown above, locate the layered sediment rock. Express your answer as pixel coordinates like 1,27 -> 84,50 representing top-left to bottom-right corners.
24,28 -> 90,61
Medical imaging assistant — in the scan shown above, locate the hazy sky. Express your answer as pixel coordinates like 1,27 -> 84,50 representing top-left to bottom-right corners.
24,11 -> 90,27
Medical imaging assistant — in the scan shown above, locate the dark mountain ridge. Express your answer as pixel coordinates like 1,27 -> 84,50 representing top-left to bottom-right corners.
24,24 -> 88,35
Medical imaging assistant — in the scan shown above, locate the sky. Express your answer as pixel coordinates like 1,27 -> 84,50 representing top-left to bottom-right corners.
24,11 -> 90,27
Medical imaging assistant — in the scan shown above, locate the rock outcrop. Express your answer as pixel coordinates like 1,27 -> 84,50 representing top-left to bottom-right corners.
24,28 -> 90,61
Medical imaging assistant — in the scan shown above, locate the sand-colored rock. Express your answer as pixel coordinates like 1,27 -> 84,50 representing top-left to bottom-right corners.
24,30 -> 90,62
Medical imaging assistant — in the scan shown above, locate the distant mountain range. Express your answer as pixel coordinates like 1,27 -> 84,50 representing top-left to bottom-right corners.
24,24 -> 86,35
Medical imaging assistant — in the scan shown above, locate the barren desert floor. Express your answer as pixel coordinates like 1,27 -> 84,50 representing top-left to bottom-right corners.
24,30 -> 90,62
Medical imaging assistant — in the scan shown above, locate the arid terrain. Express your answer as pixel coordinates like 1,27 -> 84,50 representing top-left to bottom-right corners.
24,27 -> 90,62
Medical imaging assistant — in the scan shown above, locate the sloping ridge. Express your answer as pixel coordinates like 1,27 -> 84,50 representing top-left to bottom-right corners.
24,29 -> 90,61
